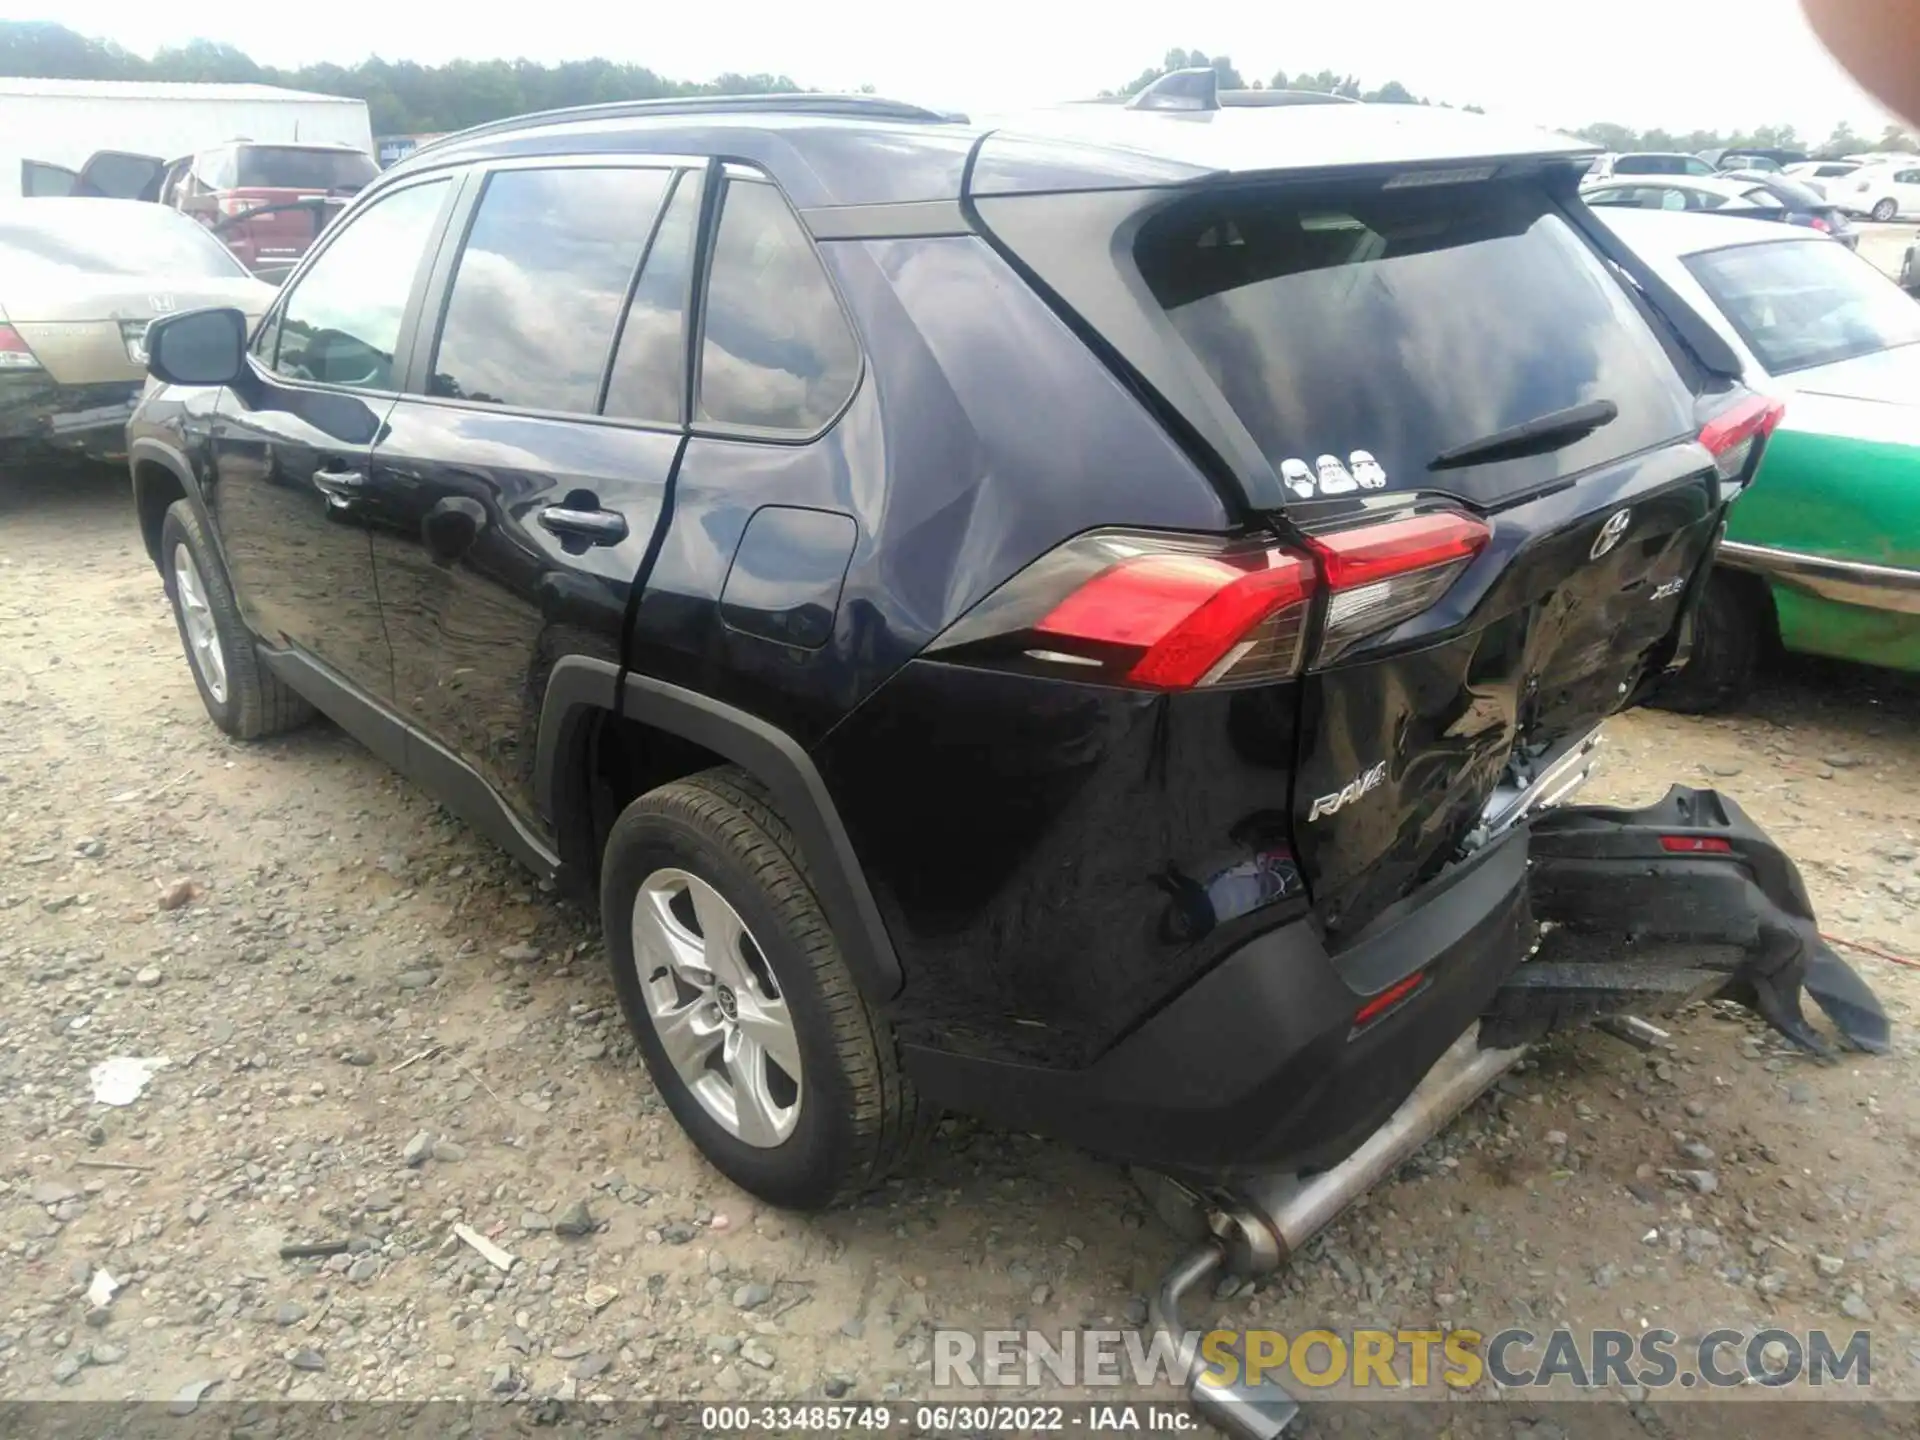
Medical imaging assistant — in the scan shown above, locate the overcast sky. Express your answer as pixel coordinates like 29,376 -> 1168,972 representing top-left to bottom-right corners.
28,0 -> 1908,141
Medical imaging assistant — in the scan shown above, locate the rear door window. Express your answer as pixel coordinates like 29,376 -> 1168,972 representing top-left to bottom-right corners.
427,165 -> 672,414
694,175 -> 862,434
602,170 -> 700,425
1134,180 -> 1694,506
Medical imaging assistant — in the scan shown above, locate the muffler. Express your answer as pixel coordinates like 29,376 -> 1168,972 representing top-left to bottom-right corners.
1146,1026 -> 1527,1439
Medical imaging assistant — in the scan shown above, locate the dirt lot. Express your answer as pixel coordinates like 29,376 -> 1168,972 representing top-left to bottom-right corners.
1,464 -> 1917,1422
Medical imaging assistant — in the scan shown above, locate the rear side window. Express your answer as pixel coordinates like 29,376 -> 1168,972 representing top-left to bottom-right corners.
429,166 -> 672,413
237,146 -> 378,192
695,177 -> 861,433
1135,181 -> 1694,505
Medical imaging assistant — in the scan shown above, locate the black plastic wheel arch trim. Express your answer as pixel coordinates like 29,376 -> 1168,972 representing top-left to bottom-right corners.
534,655 -> 905,1000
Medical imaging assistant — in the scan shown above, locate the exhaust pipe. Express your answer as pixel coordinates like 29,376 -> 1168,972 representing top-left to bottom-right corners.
1149,1026 -> 1527,1439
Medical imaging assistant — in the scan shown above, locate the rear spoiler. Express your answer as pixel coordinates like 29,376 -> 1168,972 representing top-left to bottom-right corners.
1560,199 -> 1745,381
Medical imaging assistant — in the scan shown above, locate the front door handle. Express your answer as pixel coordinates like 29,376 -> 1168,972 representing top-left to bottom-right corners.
313,468 -> 367,509
538,505 -> 628,546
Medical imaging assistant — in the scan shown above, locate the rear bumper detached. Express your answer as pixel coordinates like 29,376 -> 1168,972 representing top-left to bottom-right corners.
1134,785 -> 1889,1440
906,786 -> 1888,1183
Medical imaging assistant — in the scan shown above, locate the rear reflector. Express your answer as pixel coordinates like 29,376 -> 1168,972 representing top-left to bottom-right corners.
1304,510 -> 1490,665
0,324 -> 42,371
1353,969 -> 1428,1026
1699,394 -> 1785,483
1660,835 -> 1733,854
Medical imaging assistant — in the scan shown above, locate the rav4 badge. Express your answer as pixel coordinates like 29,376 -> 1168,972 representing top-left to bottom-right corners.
1308,761 -> 1389,822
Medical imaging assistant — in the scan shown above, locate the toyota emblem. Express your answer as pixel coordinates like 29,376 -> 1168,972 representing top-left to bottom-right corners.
1590,508 -> 1632,561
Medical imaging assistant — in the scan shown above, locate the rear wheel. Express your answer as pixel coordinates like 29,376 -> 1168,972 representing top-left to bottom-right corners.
1871,197 -> 1899,222
601,767 -> 929,1209
1647,571 -> 1767,714
160,500 -> 312,740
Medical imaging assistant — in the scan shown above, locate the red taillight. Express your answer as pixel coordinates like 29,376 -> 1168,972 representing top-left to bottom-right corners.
1036,550 -> 1318,689
1699,394 -> 1785,482
1353,969 -> 1427,1027
929,510 -> 1487,691
1809,216 -> 1832,232
1304,510 -> 1490,665
1660,835 -> 1733,854
0,323 -> 42,371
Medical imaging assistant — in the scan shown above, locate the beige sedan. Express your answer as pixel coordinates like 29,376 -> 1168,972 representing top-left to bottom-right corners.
1,198 -> 274,463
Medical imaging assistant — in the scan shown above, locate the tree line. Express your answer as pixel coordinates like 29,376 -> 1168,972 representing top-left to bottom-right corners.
4,23 -> 1915,156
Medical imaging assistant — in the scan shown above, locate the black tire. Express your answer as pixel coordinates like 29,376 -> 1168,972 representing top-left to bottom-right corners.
1872,198 -> 1899,222
1646,571 -> 1766,715
602,766 -> 930,1209
159,499 -> 313,740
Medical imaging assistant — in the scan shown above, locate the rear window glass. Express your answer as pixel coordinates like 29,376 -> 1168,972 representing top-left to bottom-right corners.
1685,238 -> 1920,375
236,147 -> 378,191
1614,155 -> 1689,175
1135,181 -> 1693,505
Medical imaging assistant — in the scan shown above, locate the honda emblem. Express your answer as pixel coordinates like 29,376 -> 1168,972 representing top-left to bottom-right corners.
149,295 -> 177,314
1590,509 -> 1632,561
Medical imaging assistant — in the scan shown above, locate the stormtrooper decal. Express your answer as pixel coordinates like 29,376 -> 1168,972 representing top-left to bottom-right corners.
1279,449 -> 1390,498
1314,454 -> 1358,495
1280,458 -> 1317,499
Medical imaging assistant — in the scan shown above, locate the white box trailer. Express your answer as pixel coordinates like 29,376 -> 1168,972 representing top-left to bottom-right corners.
0,78 -> 373,198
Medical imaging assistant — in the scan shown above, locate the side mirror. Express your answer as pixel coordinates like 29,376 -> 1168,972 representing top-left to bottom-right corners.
146,306 -> 248,387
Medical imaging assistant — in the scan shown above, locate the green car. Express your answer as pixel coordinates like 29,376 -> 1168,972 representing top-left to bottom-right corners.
1602,207 -> 1920,710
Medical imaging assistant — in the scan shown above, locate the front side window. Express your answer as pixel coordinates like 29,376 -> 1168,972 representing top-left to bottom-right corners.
695,177 -> 861,433
429,165 -> 671,413
270,179 -> 448,390
1686,238 -> 1920,374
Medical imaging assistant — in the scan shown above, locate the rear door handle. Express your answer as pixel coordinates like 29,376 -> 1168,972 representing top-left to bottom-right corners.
539,505 -> 628,545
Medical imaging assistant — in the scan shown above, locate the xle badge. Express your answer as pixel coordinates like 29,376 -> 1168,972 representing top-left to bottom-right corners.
1308,761 -> 1388,822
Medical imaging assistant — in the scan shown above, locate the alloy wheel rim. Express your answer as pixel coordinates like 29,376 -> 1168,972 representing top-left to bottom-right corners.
631,868 -> 801,1147
172,544 -> 229,705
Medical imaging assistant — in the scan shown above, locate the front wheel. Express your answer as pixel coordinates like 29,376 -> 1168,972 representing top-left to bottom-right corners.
1872,198 -> 1899,222
601,767 -> 930,1209
160,500 -> 312,739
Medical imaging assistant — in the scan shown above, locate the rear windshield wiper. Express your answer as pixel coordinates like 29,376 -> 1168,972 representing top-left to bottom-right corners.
1428,399 -> 1619,471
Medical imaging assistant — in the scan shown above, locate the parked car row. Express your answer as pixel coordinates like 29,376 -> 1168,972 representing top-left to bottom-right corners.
1582,170 -> 1859,247
21,139 -> 377,281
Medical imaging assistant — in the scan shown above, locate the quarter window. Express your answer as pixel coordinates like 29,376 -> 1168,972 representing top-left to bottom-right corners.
428,166 -> 671,413
602,170 -> 701,425
695,177 -> 861,433
268,179 -> 448,390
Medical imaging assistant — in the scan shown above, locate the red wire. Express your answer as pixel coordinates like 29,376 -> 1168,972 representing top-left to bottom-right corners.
1822,932 -> 1920,971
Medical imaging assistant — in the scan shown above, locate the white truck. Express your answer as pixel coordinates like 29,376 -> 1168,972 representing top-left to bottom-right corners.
2,77 -> 373,200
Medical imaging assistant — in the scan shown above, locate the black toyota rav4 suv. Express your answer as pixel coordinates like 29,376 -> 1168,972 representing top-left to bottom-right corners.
126,78 -> 1886,1210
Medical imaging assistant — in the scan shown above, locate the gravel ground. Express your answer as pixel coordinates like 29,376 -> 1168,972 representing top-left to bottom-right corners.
2,464 -> 1917,1420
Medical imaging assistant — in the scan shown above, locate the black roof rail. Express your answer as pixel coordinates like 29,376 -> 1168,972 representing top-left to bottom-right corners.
408,93 -> 961,160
